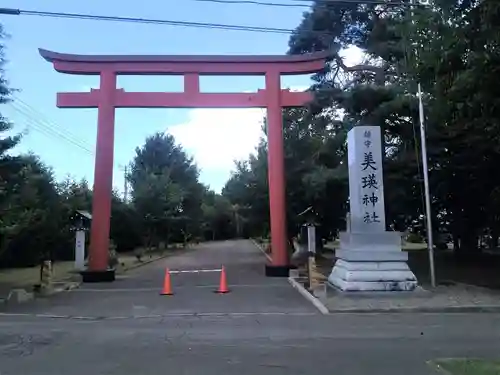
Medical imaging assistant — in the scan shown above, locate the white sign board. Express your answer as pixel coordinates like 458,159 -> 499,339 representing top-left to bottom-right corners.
347,126 -> 386,233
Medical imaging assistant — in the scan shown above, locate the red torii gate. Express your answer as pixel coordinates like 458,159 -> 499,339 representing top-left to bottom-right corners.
39,48 -> 328,282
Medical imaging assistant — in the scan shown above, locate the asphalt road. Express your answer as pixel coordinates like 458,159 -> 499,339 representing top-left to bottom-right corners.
1,240 -> 500,375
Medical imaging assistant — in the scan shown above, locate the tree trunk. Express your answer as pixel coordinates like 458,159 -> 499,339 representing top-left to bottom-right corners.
453,235 -> 460,251
489,228 -> 499,249
454,232 -> 479,259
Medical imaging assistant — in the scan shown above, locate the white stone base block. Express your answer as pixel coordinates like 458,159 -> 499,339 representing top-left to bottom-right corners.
328,231 -> 418,292
329,277 -> 418,292
328,260 -> 418,292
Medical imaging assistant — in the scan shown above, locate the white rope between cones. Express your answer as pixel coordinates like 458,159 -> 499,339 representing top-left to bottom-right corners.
168,268 -> 222,274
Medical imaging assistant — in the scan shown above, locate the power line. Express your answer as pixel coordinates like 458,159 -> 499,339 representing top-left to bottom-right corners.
191,0 -> 310,7
190,0 -> 412,8
7,97 -> 126,175
9,101 -> 128,194
12,96 -> 95,152
0,8 -> 294,34
11,96 -> 128,170
10,102 -> 95,155
0,2 -> 422,35
10,101 -> 127,177
278,0 -> 411,3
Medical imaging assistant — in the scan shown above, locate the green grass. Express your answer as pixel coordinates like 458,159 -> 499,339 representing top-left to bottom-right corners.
0,261 -> 76,286
402,242 -> 428,250
0,250 -> 167,291
431,358 -> 500,375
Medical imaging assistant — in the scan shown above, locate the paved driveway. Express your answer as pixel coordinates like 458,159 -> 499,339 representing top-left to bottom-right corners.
0,240 -> 316,317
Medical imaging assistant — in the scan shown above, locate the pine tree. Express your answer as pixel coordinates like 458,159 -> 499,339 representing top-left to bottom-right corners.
0,23 -> 20,159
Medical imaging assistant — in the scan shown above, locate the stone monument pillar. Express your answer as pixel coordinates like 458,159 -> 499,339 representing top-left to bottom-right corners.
328,126 -> 417,291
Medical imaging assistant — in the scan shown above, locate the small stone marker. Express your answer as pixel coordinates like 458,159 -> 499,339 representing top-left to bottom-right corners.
75,230 -> 86,270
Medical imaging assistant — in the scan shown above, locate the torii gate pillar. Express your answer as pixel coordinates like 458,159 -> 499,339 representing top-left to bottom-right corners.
265,71 -> 288,272
39,49 -> 328,282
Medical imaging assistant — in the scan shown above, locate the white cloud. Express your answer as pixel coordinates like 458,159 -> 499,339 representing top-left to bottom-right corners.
168,107 -> 265,172
167,86 -> 310,190
289,86 -> 309,92
340,46 -> 364,66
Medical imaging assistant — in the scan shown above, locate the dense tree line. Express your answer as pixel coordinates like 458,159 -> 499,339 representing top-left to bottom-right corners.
223,0 -> 500,255
0,129 -> 239,268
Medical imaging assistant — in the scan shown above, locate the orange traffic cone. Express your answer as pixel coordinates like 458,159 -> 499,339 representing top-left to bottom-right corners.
160,268 -> 173,295
215,266 -> 229,294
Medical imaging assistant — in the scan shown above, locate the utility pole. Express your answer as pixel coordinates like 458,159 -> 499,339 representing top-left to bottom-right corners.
411,0 -> 436,287
123,165 -> 128,203
418,84 -> 436,287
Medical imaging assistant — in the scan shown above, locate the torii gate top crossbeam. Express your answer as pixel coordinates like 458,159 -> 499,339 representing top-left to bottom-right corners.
39,49 -> 329,76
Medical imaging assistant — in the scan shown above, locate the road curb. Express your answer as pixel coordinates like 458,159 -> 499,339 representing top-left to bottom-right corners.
0,311 -> 319,320
0,281 -> 79,306
56,281 -> 81,293
287,277 -> 329,315
326,305 -> 500,313
250,238 -> 272,262
252,239 -> 329,314
286,278 -> 500,314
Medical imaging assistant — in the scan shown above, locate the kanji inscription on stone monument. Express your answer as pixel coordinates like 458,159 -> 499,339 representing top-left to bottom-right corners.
347,125 -> 386,232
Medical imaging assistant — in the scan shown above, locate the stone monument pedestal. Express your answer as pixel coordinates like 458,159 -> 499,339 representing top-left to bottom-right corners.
328,232 -> 417,291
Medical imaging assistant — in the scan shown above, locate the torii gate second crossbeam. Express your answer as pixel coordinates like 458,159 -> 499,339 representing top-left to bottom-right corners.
39,48 -> 328,282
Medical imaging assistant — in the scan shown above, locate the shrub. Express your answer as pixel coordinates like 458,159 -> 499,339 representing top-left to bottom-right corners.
406,232 -> 424,243
134,248 -> 145,262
